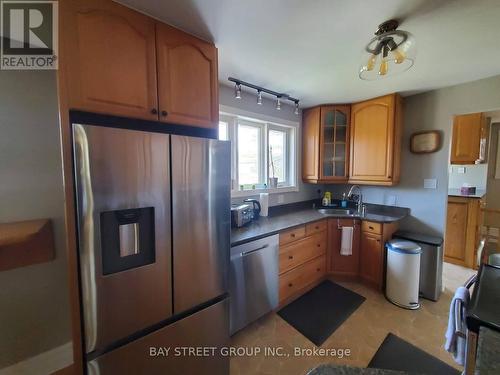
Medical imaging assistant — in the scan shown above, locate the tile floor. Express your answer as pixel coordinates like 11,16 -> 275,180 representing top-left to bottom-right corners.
230,262 -> 477,375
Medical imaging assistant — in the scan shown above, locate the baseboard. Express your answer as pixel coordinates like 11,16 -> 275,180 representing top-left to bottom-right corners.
0,342 -> 73,375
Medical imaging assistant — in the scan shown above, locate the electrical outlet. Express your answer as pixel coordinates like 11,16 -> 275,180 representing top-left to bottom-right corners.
277,194 -> 285,204
424,178 -> 437,189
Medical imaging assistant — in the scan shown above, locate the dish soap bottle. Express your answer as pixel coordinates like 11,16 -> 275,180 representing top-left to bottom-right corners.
341,193 -> 347,208
322,192 -> 331,206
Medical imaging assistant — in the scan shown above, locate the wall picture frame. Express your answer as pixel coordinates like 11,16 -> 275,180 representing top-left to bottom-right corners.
410,131 -> 441,154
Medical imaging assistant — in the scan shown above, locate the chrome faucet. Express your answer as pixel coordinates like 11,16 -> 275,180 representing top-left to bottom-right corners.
346,185 -> 363,214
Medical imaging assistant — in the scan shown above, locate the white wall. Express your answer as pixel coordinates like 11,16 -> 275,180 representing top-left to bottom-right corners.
353,74 -> 500,237
448,164 -> 488,189
219,84 -> 324,206
0,71 -> 71,368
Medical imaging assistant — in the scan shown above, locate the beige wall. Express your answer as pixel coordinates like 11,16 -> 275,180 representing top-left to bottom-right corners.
0,71 -> 71,368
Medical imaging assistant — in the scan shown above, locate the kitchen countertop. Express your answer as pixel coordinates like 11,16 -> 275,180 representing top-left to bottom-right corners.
448,188 -> 486,198
231,202 -> 409,247
306,364 -> 406,375
475,326 -> 500,373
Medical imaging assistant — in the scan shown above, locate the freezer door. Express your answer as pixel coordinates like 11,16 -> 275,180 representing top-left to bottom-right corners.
73,124 -> 172,354
171,135 -> 231,313
87,299 -> 229,375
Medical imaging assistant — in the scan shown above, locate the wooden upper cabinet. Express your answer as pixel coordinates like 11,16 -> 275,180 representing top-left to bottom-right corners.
62,0 -> 158,120
349,94 -> 402,185
302,105 -> 350,183
156,23 -> 218,128
302,107 -> 320,182
320,105 -> 350,182
450,113 -> 485,164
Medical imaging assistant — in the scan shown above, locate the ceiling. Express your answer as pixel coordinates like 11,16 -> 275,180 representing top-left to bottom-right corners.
117,0 -> 500,107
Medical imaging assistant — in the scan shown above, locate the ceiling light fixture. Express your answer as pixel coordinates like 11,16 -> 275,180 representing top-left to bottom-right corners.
228,77 -> 300,115
359,19 -> 416,80
234,83 -> 242,99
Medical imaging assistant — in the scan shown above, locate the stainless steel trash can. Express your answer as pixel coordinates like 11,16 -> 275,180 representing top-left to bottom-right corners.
393,231 -> 444,301
386,239 -> 422,310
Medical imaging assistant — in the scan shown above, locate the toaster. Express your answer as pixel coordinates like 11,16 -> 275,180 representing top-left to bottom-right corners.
231,204 -> 254,228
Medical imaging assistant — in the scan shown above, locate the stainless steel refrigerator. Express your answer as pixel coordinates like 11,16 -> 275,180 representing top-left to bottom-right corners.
72,123 -> 230,374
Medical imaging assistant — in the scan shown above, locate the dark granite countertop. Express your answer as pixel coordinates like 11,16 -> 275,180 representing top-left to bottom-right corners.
231,202 -> 409,247
306,364 -> 406,375
475,326 -> 500,373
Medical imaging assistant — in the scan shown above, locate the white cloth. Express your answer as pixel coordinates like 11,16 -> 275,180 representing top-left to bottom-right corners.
340,227 -> 353,256
445,286 -> 470,366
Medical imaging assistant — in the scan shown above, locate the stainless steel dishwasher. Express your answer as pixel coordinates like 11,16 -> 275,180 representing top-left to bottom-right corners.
229,234 -> 279,335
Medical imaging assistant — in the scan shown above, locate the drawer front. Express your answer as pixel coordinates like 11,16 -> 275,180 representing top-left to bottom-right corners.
279,232 -> 326,274
305,220 -> 327,236
279,255 -> 326,303
279,225 -> 306,246
362,221 -> 382,235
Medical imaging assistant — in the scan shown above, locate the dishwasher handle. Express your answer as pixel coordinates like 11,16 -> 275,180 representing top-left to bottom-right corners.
241,244 -> 269,257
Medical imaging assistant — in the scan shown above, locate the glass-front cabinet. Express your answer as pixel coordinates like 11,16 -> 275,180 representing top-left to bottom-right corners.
319,105 -> 350,181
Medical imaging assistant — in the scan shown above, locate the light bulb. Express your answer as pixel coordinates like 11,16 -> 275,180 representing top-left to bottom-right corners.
235,83 -> 241,99
257,90 -> 263,105
392,48 -> 406,64
379,59 -> 388,76
366,54 -> 377,71
276,97 -> 281,111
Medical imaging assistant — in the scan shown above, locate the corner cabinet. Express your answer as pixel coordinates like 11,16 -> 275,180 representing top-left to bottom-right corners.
302,105 -> 350,183
450,113 -> 487,164
349,94 -> 403,185
61,0 -> 218,129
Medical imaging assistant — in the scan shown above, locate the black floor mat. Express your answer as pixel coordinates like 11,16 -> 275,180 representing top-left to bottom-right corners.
368,333 -> 460,375
277,280 -> 365,346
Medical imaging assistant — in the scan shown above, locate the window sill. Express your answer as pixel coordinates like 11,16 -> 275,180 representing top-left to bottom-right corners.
231,186 -> 299,198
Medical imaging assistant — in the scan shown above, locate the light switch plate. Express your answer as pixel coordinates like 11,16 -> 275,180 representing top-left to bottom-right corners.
424,178 -> 437,189
457,167 -> 466,174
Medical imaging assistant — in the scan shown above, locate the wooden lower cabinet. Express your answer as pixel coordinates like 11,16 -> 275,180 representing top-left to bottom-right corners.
444,196 -> 481,268
279,255 -> 326,303
278,220 -> 327,304
328,219 -> 360,276
359,232 -> 383,288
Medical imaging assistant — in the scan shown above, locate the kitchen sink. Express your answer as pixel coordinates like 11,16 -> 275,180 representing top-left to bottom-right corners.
317,208 -> 357,216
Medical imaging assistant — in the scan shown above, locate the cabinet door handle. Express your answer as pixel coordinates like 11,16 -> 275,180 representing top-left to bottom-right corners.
316,268 -> 321,272
317,244 -> 321,247
315,226 -> 319,230
151,108 -> 158,114
288,255 -> 293,260
369,226 -> 374,230
291,233 -> 295,238
161,110 -> 168,117
288,283 -> 293,287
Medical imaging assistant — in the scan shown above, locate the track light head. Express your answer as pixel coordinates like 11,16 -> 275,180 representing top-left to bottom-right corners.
257,90 -> 263,105
294,101 -> 299,115
276,96 -> 281,111
234,83 -> 242,99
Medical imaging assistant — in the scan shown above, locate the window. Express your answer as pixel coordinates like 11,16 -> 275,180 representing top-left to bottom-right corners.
219,112 -> 297,196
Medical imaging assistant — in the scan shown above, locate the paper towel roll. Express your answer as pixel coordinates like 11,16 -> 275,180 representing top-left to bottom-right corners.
259,193 -> 269,217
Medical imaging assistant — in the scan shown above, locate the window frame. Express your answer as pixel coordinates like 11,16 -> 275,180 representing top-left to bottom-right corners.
219,106 -> 299,198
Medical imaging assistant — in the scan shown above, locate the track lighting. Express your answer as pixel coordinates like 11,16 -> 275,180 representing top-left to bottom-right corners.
257,90 -> 263,105
228,77 -> 300,115
234,83 -> 242,99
